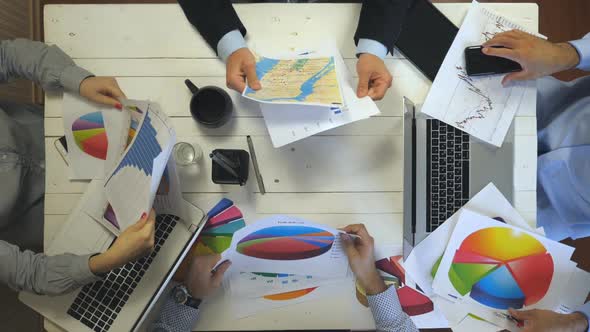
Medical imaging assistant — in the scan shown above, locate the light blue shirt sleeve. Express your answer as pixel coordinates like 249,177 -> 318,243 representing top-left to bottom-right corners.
569,32 -> 590,71
366,286 -> 419,332
356,38 -> 389,59
216,29 -> 247,63
577,302 -> 590,332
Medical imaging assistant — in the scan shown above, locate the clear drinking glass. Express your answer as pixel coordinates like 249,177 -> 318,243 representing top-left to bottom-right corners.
173,142 -> 203,166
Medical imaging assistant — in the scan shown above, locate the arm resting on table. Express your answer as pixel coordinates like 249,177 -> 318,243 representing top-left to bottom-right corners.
0,39 -> 92,92
0,240 -> 102,296
176,0 -> 246,60
354,0 -> 414,56
367,286 -> 419,332
149,293 -> 199,332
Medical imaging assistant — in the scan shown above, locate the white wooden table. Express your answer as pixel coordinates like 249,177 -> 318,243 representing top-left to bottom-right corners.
42,3 -> 538,331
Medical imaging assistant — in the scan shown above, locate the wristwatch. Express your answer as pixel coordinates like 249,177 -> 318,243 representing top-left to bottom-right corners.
172,285 -> 202,310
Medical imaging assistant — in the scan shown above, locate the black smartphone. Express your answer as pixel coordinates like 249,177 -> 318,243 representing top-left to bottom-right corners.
465,46 -> 522,76
54,136 -> 69,165
395,0 -> 459,82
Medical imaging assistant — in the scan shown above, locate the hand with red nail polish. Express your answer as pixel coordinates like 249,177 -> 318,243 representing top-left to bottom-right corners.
89,209 -> 156,274
79,76 -> 127,109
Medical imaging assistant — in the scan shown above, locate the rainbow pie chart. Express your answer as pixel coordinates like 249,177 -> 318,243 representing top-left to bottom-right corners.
237,226 -> 334,260
72,112 -> 108,160
449,227 -> 554,309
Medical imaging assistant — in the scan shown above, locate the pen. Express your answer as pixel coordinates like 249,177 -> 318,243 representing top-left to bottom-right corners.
247,135 -> 266,195
338,230 -> 361,240
210,151 -> 245,185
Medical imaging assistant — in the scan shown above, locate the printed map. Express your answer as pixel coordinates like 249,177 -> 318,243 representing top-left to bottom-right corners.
243,56 -> 343,106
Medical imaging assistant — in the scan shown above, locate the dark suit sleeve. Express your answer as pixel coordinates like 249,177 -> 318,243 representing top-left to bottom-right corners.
354,0 -> 414,55
177,0 -> 247,55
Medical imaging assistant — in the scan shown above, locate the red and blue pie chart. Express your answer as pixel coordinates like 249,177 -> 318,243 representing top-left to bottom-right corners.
449,227 -> 554,309
236,226 -> 335,260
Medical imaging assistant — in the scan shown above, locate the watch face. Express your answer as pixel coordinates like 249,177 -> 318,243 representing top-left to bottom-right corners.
174,287 -> 187,304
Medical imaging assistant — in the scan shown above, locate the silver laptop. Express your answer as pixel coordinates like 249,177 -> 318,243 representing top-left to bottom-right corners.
402,97 -> 514,255
19,180 -> 207,332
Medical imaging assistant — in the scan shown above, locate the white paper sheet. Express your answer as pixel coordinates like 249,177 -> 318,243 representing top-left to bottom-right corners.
260,42 -> 380,148
104,100 -> 176,234
421,1 -> 541,147
48,180 -> 114,256
62,93 -> 113,179
226,271 -> 340,299
404,183 -> 534,297
221,215 -> 351,278
431,210 -> 576,330
230,279 -> 349,319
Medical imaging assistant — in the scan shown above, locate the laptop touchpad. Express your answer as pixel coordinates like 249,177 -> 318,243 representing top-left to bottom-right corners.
469,141 -> 514,203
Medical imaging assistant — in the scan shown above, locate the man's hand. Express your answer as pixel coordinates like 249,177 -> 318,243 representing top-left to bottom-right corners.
79,76 -> 126,109
89,209 -> 156,275
509,308 -> 589,332
356,53 -> 392,101
226,48 -> 261,93
340,224 -> 387,295
482,29 -> 580,85
185,255 -> 231,299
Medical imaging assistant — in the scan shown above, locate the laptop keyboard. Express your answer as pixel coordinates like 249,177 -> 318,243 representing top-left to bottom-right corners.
426,119 -> 470,232
67,214 -> 178,332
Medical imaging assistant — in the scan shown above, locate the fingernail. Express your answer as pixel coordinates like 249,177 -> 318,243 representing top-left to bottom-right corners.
482,47 -> 489,54
141,212 -> 147,219
340,233 -> 351,241
115,103 -> 122,110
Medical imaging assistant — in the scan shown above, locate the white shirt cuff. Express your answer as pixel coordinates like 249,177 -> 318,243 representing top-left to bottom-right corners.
216,29 -> 248,62
356,38 -> 388,59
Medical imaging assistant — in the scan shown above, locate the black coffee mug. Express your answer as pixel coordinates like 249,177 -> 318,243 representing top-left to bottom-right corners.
185,79 -> 233,128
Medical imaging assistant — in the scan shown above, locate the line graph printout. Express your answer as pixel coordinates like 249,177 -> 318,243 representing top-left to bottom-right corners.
243,56 -> 344,107
104,100 -> 176,233
421,1 -> 541,147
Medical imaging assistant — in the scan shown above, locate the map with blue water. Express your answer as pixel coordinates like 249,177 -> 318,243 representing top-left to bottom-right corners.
243,56 -> 343,106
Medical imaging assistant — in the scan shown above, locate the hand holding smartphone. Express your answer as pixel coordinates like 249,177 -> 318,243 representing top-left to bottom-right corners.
465,45 -> 522,76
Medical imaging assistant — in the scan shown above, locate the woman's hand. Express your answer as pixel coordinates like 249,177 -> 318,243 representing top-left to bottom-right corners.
89,209 -> 156,274
79,76 -> 126,109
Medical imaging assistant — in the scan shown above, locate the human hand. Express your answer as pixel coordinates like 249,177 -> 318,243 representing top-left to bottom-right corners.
508,308 -> 589,332
184,254 -> 231,299
226,48 -> 261,93
340,224 -> 387,295
356,53 -> 392,100
89,209 -> 156,275
482,29 -> 580,85
79,76 -> 126,109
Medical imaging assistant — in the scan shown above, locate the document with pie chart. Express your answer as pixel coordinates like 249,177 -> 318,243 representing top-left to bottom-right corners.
62,93 -> 113,179
223,216 -> 350,278
432,210 -> 576,328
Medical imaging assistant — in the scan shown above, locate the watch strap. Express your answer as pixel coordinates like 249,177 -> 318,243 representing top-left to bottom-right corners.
184,296 -> 202,310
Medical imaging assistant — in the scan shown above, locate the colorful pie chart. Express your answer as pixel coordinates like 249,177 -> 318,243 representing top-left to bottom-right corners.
237,226 -> 335,260
449,227 -> 554,309
72,112 -> 108,160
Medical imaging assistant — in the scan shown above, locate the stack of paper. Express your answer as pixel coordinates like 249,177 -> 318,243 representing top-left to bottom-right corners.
404,183 -> 590,330
244,43 -> 381,148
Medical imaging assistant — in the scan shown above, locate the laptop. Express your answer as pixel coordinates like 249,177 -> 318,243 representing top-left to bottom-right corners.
402,97 -> 514,255
19,180 -> 207,332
